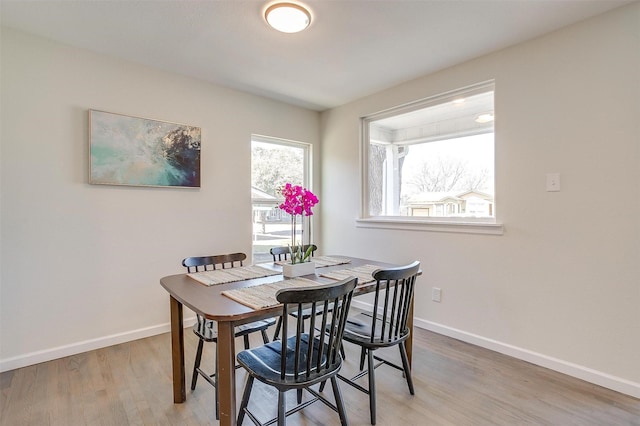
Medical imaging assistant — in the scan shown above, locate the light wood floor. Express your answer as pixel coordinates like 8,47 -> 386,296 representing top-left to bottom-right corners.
1,326 -> 638,425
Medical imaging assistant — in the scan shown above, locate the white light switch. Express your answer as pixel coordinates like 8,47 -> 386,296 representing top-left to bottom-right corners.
432,287 -> 442,303
546,173 -> 561,192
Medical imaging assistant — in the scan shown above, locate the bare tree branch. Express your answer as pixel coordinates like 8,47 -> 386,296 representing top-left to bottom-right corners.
406,157 -> 488,193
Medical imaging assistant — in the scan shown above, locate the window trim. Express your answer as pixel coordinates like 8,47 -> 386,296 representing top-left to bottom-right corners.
355,217 -> 504,235
359,81 -> 502,234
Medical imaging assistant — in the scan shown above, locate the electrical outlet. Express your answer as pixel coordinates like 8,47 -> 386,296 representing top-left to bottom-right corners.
432,287 -> 442,303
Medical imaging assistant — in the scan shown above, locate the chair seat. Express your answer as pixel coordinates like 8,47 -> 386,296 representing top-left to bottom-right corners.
237,334 -> 341,389
194,318 -> 277,342
343,312 -> 410,348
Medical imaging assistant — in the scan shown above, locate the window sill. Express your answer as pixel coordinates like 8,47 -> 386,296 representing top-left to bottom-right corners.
355,218 -> 504,235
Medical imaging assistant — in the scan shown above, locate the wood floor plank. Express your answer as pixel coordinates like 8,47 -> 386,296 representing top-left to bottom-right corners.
1,326 -> 638,425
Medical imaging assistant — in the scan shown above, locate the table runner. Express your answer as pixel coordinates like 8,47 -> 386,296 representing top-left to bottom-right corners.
187,265 -> 279,287
319,264 -> 379,286
221,277 -> 320,310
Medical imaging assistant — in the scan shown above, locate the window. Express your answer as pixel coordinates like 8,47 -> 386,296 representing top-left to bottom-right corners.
360,81 -> 501,233
251,135 -> 311,262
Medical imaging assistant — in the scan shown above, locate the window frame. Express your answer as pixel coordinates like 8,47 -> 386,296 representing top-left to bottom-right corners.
358,81 -> 503,235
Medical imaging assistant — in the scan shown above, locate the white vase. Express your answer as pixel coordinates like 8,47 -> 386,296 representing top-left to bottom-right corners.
282,261 -> 316,278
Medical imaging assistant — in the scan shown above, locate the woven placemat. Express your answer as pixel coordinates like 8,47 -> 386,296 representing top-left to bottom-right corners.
312,256 -> 352,268
187,265 -> 280,287
274,256 -> 351,267
221,277 -> 321,310
319,264 -> 379,286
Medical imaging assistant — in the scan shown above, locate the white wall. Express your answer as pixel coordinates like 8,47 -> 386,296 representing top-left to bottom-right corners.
320,4 -> 640,397
0,28 -> 320,370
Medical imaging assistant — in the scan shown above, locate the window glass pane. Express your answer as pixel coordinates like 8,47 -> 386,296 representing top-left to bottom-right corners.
365,83 -> 495,220
401,134 -> 494,217
251,137 -> 309,263
252,140 -> 304,191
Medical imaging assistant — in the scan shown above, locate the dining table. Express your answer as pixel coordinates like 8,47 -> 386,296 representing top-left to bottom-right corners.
160,255 -> 415,426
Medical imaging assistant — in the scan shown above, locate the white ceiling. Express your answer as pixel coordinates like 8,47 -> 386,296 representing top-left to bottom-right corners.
1,0 -> 633,111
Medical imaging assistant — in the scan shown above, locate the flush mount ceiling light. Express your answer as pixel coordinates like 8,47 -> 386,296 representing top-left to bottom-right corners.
265,2 -> 311,33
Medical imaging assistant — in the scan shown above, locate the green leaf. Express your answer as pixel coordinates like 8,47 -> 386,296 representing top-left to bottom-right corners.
302,245 -> 314,262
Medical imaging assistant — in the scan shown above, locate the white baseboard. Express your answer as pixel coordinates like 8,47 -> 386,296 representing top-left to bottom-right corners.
350,300 -> 640,399
4,307 -> 639,401
0,316 -> 198,373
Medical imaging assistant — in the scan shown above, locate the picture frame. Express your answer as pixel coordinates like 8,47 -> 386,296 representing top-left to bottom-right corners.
89,110 -> 201,188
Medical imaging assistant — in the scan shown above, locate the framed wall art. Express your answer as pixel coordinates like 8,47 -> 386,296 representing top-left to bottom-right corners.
89,110 -> 201,188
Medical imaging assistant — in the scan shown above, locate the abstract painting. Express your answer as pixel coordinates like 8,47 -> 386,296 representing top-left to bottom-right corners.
90,110 -> 201,187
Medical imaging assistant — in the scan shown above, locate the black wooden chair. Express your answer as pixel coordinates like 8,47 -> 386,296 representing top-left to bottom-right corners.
182,252 -> 276,420
236,276 -> 357,426
270,244 -> 319,340
269,244 -> 318,262
338,261 -> 421,425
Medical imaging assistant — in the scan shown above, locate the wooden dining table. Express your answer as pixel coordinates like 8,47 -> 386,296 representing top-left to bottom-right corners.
160,255 -> 415,426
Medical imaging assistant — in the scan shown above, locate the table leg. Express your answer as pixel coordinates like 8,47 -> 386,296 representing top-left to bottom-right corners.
217,320 -> 237,426
169,295 -> 186,403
